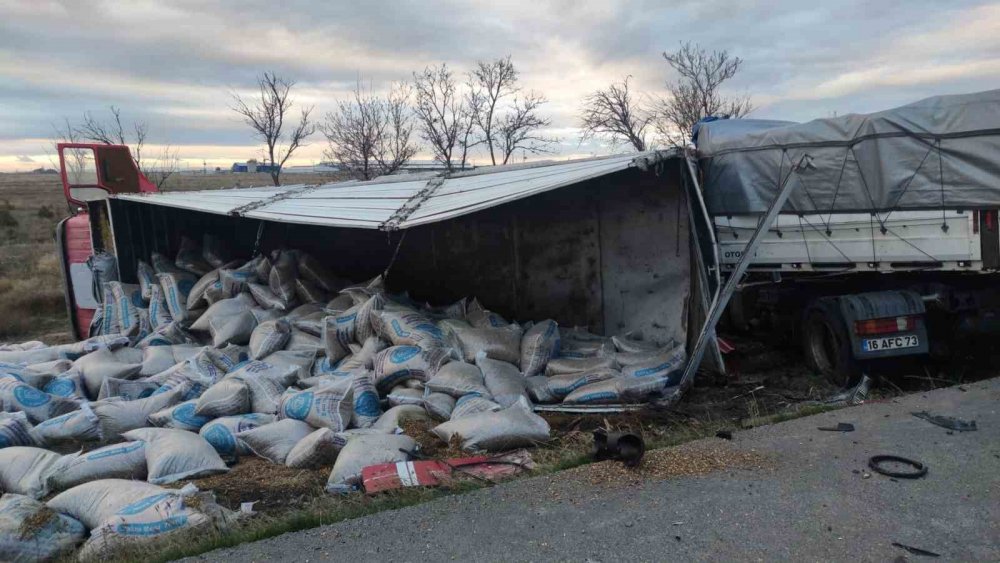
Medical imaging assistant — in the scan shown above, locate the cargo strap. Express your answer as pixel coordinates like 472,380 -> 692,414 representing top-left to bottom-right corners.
229,184 -> 322,217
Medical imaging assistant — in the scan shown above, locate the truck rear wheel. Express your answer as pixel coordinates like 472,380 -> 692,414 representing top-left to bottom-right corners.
802,301 -> 860,387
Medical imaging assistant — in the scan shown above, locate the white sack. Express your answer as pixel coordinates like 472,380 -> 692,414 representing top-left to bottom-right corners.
325,433 -> 416,493
350,370 -> 381,429
43,370 -> 88,400
0,494 -> 85,563
0,375 -> 79,424
0,412 -> 36,448
477,354 -> 529,408
123,427 -> 229,484
424,361 -> 488,398
432,398 -> 549,451
48,441 -> 147,492
277,380 -> 352,431
423,391 -> 455,421
199,413 -> 274,459
249,319 -> 291,360
194,378 -> 250,418
450,393 -> 502,420
372,345 -> 450,391
236,418 -> 314,464
148,399 -> 212,432
72,347 -> 142,399
93,387 -> 184,440
31,404 -> 101,444
452,325 -> 522,364
372,404 -> 430,431
284,427 -> 339,469
0,446 -> 62,498
519,320 -> 560,376
545,355 -> 619,376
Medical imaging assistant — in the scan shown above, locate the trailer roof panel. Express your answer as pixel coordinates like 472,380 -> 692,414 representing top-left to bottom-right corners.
115,150 -> 677,230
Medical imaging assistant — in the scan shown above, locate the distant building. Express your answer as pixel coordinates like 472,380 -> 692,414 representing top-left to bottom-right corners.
231,162 -> 281,173
283,164 -> 341,174
396,159 -> 474,173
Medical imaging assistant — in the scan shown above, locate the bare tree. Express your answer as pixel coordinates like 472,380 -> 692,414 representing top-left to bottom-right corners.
657,42 -> 753,147
412,64 -> 479,172
322,81 -> 418,181
231,72 -> 316,186
72,106 -> 178,189
145,147 -> 181,190
497,92 -> 553,164
79,106 -> 147,166
471,56 -> 517,165
470,56 -> 553,165
579,76 -> 652,151
51,118 -> 89,184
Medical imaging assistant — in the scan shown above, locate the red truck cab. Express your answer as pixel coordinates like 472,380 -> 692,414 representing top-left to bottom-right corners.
56,143 -> 157,339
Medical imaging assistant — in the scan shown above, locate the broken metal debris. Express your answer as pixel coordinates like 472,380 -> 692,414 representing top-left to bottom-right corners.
362,450 -> 534,493
817,422 -> 855,432
592,429 -> 645,467
911,411 -> 977,432
891,541 -> 941,557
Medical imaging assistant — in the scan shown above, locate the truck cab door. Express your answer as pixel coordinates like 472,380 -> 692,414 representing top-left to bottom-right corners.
55,143 -> 156,339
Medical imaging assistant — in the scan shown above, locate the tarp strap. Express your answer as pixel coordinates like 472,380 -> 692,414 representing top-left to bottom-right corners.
381,229 -> 408,282
825,149 -> 851,231
849,146 -> 888,235
879,139 -> 938,226
937,139 -> 948,232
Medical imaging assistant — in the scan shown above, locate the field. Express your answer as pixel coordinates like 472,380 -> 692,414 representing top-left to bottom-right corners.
0,171 -> 343,344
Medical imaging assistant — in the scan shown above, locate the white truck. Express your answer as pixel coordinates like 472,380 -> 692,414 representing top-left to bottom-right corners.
694,89 -> 1000,385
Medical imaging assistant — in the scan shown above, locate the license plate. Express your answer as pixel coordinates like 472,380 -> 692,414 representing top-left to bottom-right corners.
862,334 -> 919,352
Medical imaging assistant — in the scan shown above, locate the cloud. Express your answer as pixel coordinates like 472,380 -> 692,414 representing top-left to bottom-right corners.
15,154 -> 35,162
0,0 -> 998,172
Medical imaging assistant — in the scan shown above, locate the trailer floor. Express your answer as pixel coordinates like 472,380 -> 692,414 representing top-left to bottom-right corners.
182,377 -> 1000,562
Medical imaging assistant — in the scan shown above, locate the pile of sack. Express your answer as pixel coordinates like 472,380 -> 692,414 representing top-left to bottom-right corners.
0,235 -> 686,560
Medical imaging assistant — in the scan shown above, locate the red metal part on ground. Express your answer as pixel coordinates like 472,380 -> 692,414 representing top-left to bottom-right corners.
362,456 -> 524,494
64,213 -> 95,338
717,337 -> 735,354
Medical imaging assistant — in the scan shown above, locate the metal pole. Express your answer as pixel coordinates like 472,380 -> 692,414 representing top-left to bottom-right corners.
681,156 -> 725,376
671,154 -> 805,401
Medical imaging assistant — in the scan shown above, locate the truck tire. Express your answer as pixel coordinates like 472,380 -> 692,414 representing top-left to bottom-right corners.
801,300 -> 861,387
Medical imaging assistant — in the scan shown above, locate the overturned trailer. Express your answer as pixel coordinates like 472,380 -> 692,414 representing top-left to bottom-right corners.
55,150 -> 726,408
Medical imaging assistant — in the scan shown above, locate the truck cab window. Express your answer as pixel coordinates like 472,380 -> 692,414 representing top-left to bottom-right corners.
64,148 -> 107,202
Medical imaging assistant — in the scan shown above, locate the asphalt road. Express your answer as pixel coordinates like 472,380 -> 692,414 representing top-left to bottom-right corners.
185,379 -> 1000,562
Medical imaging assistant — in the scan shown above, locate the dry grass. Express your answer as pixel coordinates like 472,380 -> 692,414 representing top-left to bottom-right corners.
18,504 -> 58,540
171,457 -> 331,513
0,246 -> 67,342
0,171 -> 344,344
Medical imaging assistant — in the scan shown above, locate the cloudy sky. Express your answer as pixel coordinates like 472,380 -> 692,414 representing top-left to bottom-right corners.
1,0 -> 998,172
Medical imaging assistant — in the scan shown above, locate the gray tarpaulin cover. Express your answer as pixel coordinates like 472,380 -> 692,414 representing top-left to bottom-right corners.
696,90 -> 1000,215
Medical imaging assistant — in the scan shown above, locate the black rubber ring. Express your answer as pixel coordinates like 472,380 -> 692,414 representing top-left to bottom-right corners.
868,455 -> 928,479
